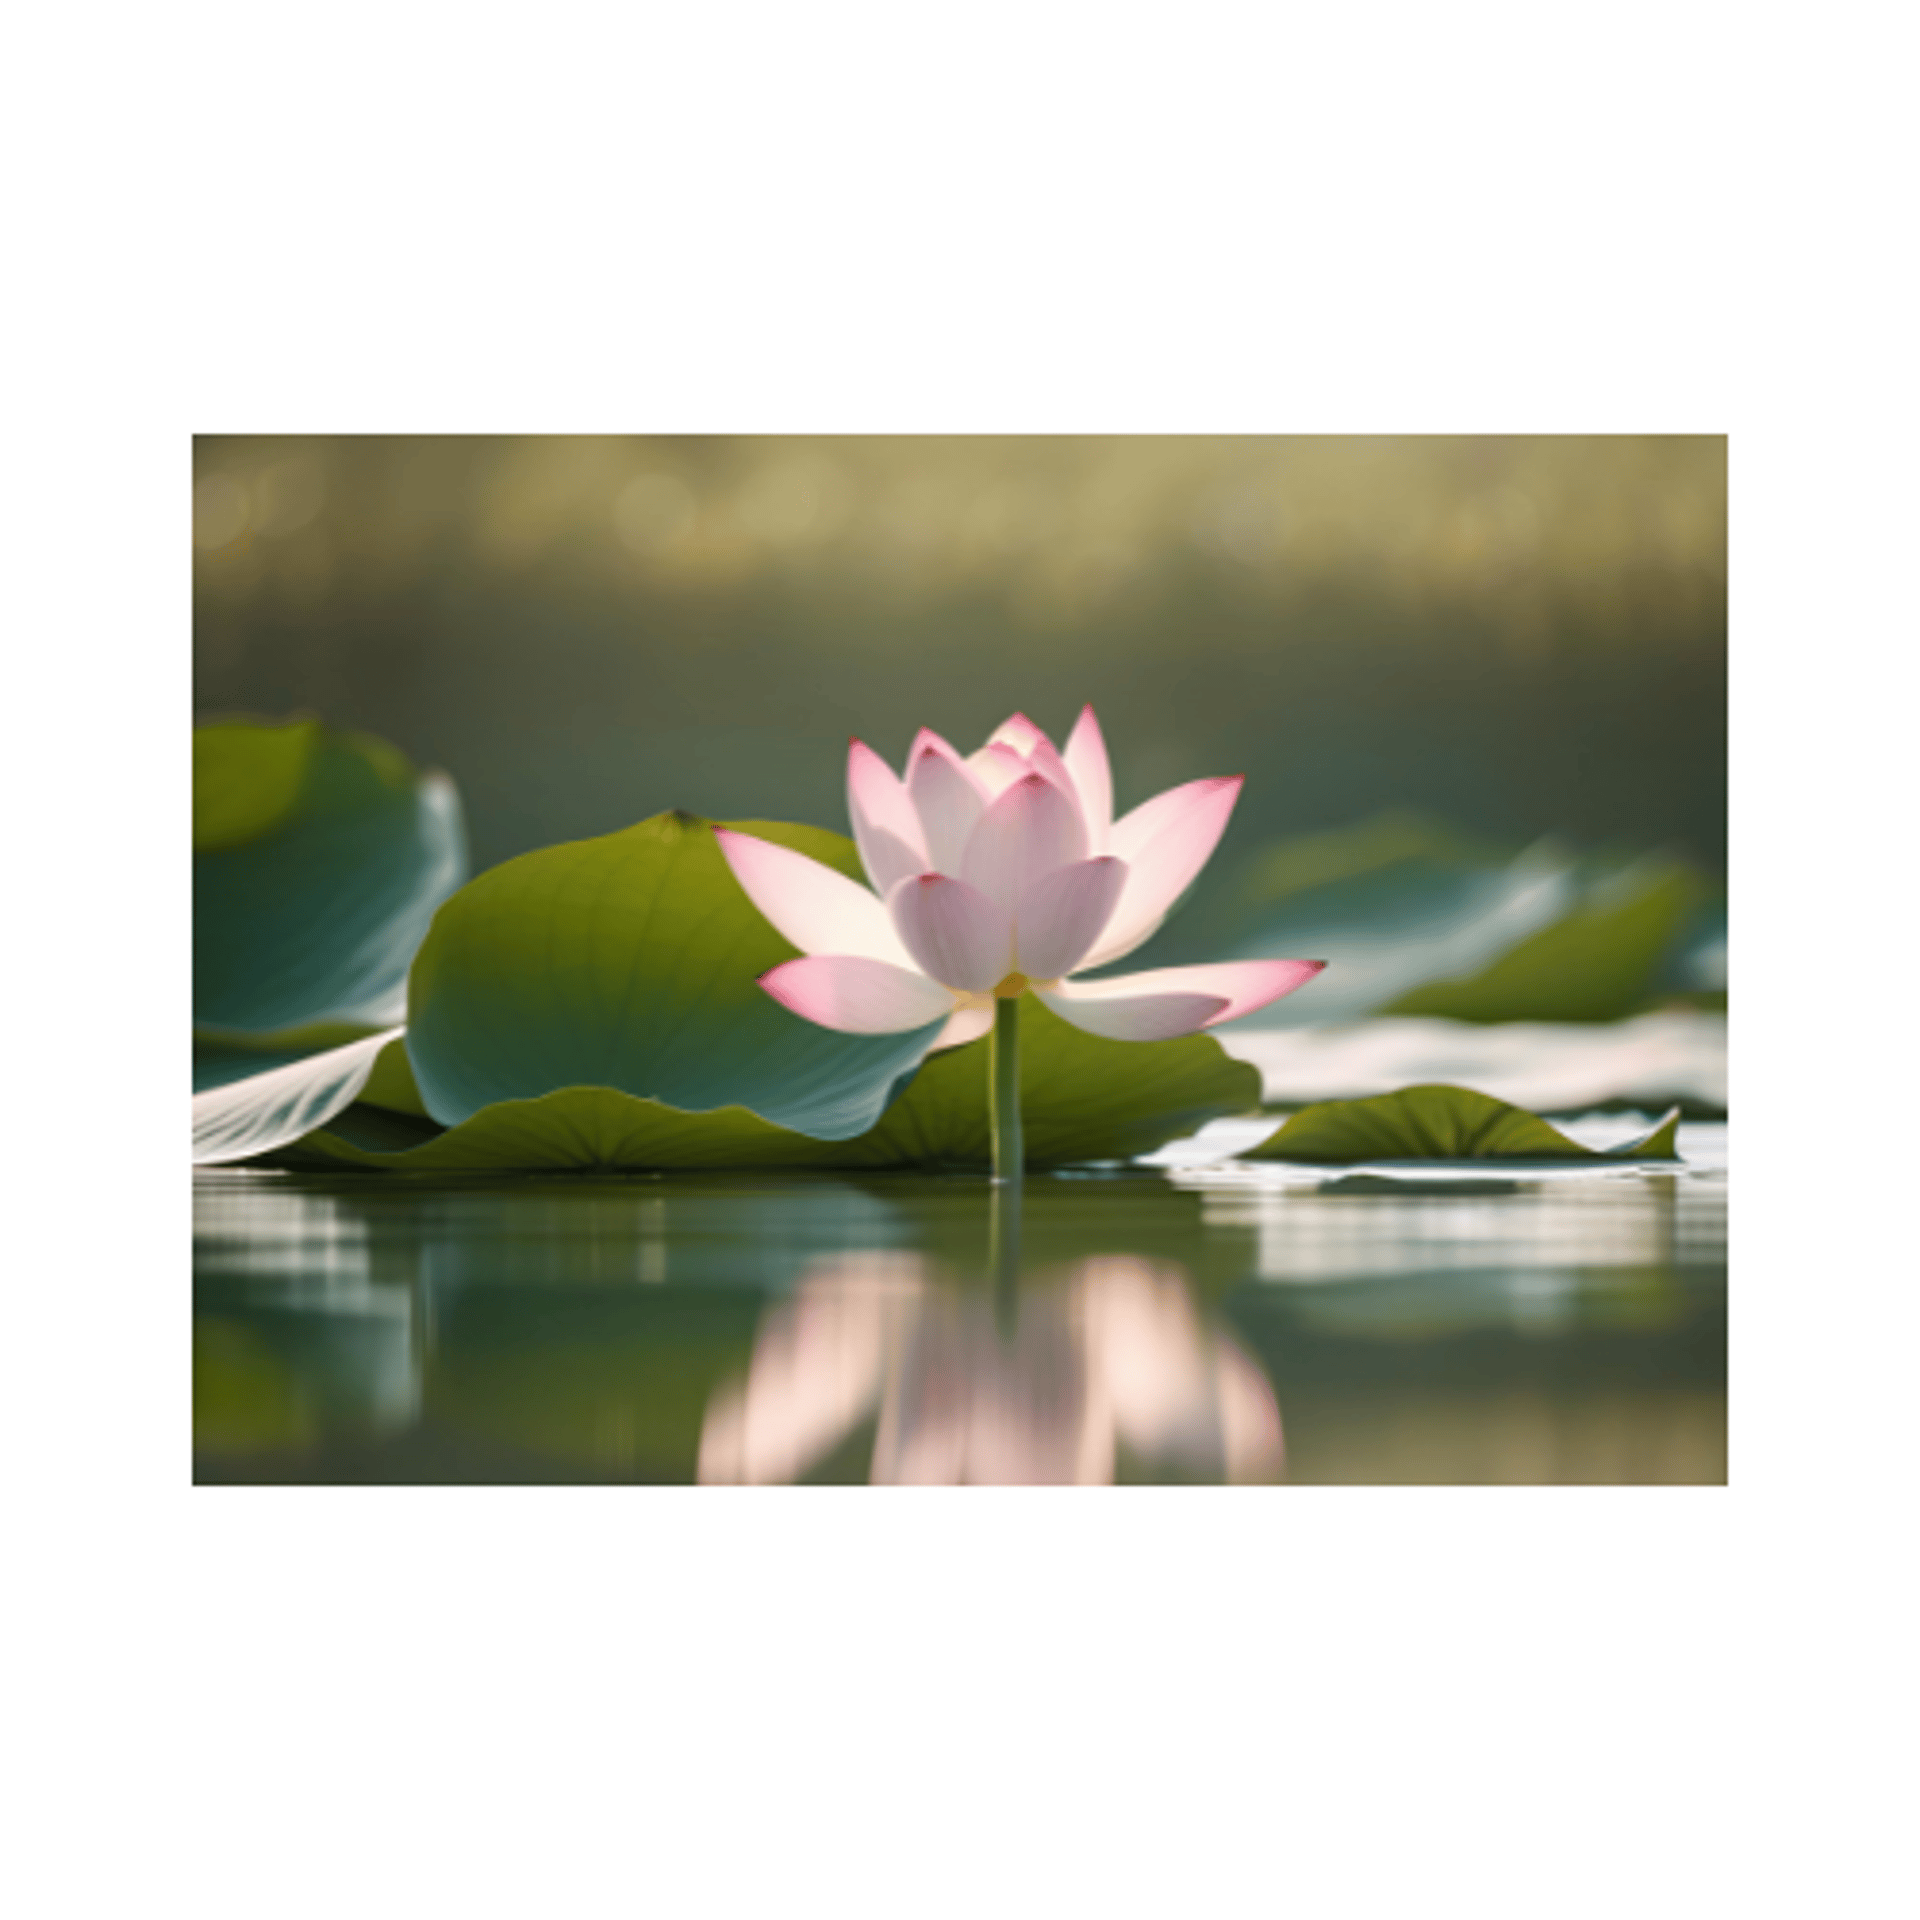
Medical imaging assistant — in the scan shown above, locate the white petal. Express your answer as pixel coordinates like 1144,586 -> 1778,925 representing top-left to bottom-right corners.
715,830 -> 913,966
855,824 -> 926,897
1062,706 -> 1113,851
928,1004 -> 996,1051
1053,960 -> 1324,1026
760,955 -> 954,1033
1020,734 -> 1077,800
966,742 -> 1032,799
848,739 -> 928,893
1077,776 -> 1243,969
906,738 -> 987,874
973,733 -> 1083,817
1013,856 -> 1127,981
887,872 -> 1013,992
1034,982 -> 1230,1042
987,712 -> 1052,755
1082,956 -> 1320,1021
960,771 -> 1091,916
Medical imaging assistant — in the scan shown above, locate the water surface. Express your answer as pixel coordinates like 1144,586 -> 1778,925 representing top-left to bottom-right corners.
194,1123 -> 1725,1485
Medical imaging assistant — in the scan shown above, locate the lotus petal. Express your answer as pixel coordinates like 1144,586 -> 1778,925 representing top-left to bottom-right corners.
1013,856 -> 1127,981
1018,733 -> 1079,804
906,738 -> 988,874
853,824 -> 926,898
1051,959 -> 1325,1029
967,741 -> 1034,800
929,1003 -> 996,1051
1078,775 -> 1243,969
905,726 -> 975,775
988,712 -> 1052,755
760,955 -> 956,1034
715,829 -> 912,967
888,872 -> 1013,992
1062,705 -> 1113,851
984,712 -> 1076,797
1034,984 -> 1230,1042
961,772 -> 1090,915
848,740 -> 929,893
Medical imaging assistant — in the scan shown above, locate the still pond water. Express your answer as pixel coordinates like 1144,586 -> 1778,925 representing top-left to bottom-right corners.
194,1113 -> 1728,1482
194,1121 -> 1725,1485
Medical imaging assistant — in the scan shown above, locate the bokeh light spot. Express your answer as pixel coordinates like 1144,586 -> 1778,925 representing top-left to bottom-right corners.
734,453 -> 853,548
613,472 -> 698,554
252,458 -> 325,538
194,473 -> 250,550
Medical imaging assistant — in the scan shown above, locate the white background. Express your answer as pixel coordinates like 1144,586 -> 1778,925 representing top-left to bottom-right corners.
6,2 -> 1912,1915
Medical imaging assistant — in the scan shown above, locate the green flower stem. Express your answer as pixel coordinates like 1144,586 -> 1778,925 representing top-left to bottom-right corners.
989,994 -> 1024,1183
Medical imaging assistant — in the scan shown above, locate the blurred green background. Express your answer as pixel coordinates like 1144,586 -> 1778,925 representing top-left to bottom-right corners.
191,435 -> 1725,885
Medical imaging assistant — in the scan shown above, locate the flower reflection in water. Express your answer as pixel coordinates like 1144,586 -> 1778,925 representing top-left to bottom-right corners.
698,1254 -> 1283,1485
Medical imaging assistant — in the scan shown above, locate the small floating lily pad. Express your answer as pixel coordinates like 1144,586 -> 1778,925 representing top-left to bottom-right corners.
1383,861 -> 1703,1024
1236,1084 -> 1681,1164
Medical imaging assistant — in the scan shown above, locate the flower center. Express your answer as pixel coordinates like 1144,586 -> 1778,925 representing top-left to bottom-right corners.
992,971 -> 1030,999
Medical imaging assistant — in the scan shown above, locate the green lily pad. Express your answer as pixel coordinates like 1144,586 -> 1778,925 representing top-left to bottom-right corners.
194,717 -> 321,853
1146,815 -> 1575,1024
194,717 -> 467,1037
1382,860 -> 1702,1023
270,998 -> 1262,1172
360,1033 -> 432,1117
400,812 -> 946,1141
1237,1084 -> 1681,1164
1152,811 -> 1715,1027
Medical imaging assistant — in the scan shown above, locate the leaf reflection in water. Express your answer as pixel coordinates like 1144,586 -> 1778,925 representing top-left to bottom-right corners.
698,1253 -> 1283,1485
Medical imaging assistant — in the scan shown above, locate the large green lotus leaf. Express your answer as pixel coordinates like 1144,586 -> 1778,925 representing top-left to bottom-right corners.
360,1035 -> 432,1116
278,1086 -> 844,1171
274,999 -> 1261,1172
194,718 -> 321,853
1238,1084 -> 1681,1163
402,812 -> 944,1140
194,719 -> 467,1035
1383,861 -> 1702,1024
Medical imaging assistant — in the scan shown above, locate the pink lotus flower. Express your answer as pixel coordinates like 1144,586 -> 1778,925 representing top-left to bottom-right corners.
716,707 -> 1324,1049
